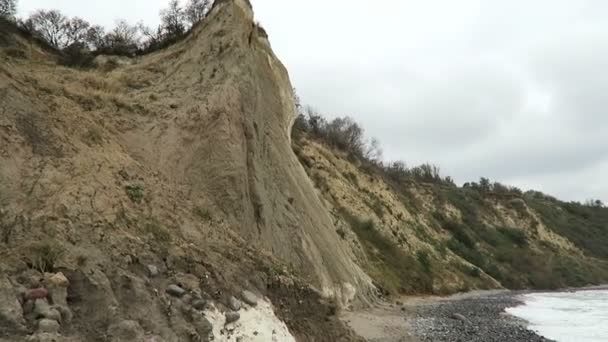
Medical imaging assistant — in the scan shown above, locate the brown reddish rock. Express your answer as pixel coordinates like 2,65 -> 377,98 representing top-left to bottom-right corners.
25,288 -> 49,301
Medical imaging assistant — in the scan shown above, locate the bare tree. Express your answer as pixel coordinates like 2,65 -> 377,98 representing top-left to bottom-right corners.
101,19 -> 140,55
26,9 -> 68,48
160,0 -> 185,37
85,25 -> 105,49
365,137 -> 383,163
185,0 -> 212,26
64,17 -> 91,48
0,0 -> 17,19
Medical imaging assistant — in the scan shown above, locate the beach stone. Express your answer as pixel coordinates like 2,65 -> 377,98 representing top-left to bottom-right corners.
241,290 -> 258,306
229,296 -> 242,311
166,285 -> 186,297
146,265 -> 159,277
37,319 -> 60,334
225,311 -> 240,324
192,299 -> 207,310
450,313 -> 468,323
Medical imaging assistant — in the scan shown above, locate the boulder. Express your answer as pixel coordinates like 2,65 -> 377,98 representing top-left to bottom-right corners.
451,313 -> 469,323
241,290 -> 258,306
37,319 -> 60,334
0,276 -> 26,333
228,296 -> 241,311
192,299 -> 207,311
146,265 -> 159,277
44,273 -> 69,307
46,273 -> 69,288
53,305 -> 73,323
193,316 -> 214,338
25,288 -> 49,301
166,285 -> 186,297
225,311 -> 240,324
33,299 -> 51,317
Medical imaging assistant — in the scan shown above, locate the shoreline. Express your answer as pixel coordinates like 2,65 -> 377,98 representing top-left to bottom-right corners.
405,290 -> 552,342
343,285 -> 608,341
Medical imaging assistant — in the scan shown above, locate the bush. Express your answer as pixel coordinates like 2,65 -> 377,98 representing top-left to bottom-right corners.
497,227 -> 527,247
416,250 -> 432,273
125,184 -> 144,203
143,220 -> 172,243
26,241 -> 64,272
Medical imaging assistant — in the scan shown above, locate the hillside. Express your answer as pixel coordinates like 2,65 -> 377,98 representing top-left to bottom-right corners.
0,1 -> 367,341
293,135 -> 608,295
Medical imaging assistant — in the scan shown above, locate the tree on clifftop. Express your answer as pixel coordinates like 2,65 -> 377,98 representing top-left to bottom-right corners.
185,0 -> 212,26
0,0 -> 17,19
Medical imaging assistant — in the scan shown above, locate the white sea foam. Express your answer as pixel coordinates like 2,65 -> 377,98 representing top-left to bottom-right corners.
506,289 -> 608,342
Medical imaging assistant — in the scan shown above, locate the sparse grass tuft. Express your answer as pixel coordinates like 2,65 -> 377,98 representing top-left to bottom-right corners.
194,207 -> 212,221
142,220 -> 172,243
26,241 -> 64,273
125,184 -> 144,203
83,127 -> 103,146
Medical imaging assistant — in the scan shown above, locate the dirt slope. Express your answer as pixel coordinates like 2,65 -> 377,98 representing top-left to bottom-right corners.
0,1 -> 368,341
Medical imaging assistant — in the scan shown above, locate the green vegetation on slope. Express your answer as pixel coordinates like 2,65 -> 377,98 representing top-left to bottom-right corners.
292,109 -> 608,294
339,209 -> 434,294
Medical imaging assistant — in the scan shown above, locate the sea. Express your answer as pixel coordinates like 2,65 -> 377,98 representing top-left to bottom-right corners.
506,289 -> 608,342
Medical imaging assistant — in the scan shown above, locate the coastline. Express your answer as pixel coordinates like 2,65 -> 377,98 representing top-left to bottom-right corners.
342,290 -> 541,341
405,290 -> 552,342
343,285 -> 608,341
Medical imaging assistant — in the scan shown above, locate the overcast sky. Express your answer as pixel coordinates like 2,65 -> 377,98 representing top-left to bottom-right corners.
18,0 -> 608,202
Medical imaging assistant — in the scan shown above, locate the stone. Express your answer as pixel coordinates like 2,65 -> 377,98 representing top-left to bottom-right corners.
107,320 -> 144,341
45,308 -> 62,322
47,273 -> 69,288
37,319 -> 60,334
192,299 -> 207,310
48,286 -> 69,307
181,294 -> 193,304
166,284 -> 186,297
146,265 -> 160,277
25,288 -> 49,301
225,311 -> 240,324
241,290 -> 258,306
0,276 -> 26,333
193,316 -> 214,338
451,313 -> 469,323
33,299 -> 51,318
174,273 -> 200,292
53,305 -> 73,323
228,296 -> 241,311
23,299 -> 35,314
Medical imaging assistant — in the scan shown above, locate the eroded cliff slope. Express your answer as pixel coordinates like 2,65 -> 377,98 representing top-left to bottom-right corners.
0,1 -> 368,341
294,136 -> 608,295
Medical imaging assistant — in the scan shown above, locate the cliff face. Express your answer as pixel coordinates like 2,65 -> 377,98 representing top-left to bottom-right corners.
112,0 -> 373,302
0,1 -> 368,341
